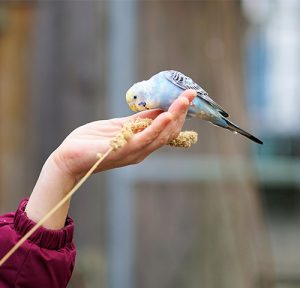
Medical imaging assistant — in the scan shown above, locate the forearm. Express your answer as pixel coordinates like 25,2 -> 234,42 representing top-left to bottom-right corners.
25,152 -> 76,230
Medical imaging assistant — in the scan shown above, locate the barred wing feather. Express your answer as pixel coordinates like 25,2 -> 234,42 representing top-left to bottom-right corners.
164,70 -> 229,117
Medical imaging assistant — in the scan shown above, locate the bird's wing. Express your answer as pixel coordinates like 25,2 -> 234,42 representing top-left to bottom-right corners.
164,70 -> 229,117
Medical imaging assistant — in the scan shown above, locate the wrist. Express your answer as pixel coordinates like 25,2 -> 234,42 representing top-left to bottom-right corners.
45,152 -> 77,194
25,153 -> 76,229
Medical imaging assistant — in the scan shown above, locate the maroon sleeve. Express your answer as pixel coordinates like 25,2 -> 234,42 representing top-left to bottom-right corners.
0,198 -> 76,288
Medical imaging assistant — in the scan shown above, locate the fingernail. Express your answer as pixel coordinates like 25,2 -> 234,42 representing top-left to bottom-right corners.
187,90 -> 197,101
187,89 -> 197,96
180,97 -> 189,106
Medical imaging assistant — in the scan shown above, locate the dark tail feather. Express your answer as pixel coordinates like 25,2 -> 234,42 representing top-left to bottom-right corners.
224,118 -> 263,145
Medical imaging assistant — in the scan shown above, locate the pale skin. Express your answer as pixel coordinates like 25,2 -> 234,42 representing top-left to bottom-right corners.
25,90 -> 197,229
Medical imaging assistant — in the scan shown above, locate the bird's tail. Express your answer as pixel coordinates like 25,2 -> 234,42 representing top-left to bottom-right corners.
223,118 -> 263,145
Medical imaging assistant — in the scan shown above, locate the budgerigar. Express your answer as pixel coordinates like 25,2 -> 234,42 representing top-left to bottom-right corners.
126,70 -> 263,144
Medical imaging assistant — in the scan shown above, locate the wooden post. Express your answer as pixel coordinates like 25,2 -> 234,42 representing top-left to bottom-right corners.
0,4 -> 33,211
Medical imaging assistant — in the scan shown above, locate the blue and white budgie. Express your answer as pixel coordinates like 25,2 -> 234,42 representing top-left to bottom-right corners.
126,70 -> 263,144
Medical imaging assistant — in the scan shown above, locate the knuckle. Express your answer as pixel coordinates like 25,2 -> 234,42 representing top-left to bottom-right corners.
171,131 -> 180,140
132,156 -> 144,164
144,137 -> 154,145
158,136 -> 168,146
126,154 -> 141,165
152,128 -> 161,139
51,148 -> 74,176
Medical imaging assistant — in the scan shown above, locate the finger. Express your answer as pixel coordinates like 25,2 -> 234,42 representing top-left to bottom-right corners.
130,111 -> 173,148
98,110 -> 170,160
129,109 -> 163,121
142,118 -> 180,153
180,89 -> 197,103
168,89 -> 197,116
142,91 -> 197,153
167,89 -> 197,133
168,95 -> 190,118
166,94 -> 190,134
116,109 -> 163,126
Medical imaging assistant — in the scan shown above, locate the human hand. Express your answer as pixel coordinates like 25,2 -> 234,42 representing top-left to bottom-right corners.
51,89 -> 197,182
25,90 -> 196,229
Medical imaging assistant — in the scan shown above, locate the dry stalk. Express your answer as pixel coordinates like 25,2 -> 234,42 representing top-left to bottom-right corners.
0,117 -> 197,267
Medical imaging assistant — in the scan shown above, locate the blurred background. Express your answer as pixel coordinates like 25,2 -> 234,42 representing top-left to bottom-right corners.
0,0 -> 299,287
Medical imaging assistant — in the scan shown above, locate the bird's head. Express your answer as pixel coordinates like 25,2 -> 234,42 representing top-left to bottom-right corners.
126,82 -> 150,112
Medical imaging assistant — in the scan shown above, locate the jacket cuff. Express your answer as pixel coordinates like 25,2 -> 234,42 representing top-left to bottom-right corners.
13,198 -> 74,250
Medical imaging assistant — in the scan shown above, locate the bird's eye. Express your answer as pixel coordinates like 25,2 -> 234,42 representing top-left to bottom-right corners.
133,95 -> 137,99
